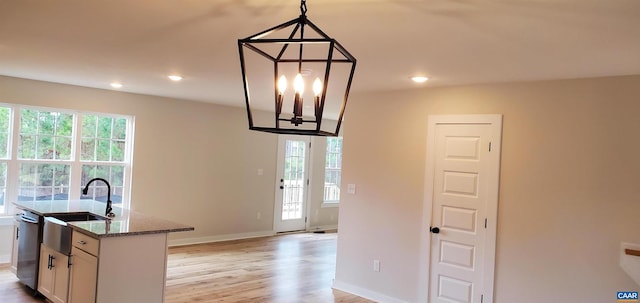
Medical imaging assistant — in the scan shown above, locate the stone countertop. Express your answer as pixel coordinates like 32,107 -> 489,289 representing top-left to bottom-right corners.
14,200 -> 194,238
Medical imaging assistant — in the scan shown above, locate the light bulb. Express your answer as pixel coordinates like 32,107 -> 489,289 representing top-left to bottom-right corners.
293,74 -> 304,94
313,78 -> 322,96
411,76 -> 429,83
277,75 -> 287,94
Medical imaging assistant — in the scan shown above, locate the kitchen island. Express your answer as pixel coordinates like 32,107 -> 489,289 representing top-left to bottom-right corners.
14,200 -> 194,303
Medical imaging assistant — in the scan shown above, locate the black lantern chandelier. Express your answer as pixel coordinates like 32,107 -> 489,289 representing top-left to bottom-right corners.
238,0 -> 357,136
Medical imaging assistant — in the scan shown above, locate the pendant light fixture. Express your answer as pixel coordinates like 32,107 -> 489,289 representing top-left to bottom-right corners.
238,0 -> 357,136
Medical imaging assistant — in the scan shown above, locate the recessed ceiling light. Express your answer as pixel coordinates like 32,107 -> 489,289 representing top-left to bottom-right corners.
168,75 -> 183,81
110,82 -> 123,89
411,76 -> 429,83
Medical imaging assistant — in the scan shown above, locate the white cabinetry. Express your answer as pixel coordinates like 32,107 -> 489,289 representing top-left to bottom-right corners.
10,220 -> 19,273
69,230 -> 168,303
68,246 -> 98,303
38,244 -> 69,303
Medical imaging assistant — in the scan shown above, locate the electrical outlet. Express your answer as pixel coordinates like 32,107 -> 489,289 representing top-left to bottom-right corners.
257,169 -> 264,176
256,212 -> 261,220
373,260 -> 380,272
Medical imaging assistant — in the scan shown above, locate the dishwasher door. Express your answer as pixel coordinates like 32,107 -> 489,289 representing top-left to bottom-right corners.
16,211 -> 42,290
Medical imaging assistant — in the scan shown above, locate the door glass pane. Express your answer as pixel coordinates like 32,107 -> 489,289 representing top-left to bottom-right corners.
282,140 -> 306,220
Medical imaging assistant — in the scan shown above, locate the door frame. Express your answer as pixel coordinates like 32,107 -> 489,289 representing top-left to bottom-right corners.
273,135 -> 312,233
419,114 -> 502,303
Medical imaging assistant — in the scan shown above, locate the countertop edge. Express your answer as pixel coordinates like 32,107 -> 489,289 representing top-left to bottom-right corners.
70,224 -> 195,239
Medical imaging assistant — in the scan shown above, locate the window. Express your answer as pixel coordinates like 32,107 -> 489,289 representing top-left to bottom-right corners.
18,109 -> 73,200
79,115 -> 128,203
0,107 -> 10,213
0,105 -> 134,215
323,137 -> 342,205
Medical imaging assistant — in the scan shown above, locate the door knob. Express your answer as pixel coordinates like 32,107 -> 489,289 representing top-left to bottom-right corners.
430,226 -> 440,234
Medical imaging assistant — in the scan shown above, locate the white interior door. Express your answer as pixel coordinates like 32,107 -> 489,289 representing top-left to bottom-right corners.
274,135 -> 310,233
425,115 -> 502,303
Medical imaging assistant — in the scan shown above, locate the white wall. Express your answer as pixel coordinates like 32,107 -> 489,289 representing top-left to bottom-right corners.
0,76 -> 338,249
335,75 -> 640,302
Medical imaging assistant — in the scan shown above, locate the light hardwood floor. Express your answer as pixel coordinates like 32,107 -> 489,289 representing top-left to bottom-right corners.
0,232 -> 373,303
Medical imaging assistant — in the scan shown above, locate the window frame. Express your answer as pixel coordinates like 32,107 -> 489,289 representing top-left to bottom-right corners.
321,136 -> 342,208
0,106 -> 13,215
0,103 -> 134,216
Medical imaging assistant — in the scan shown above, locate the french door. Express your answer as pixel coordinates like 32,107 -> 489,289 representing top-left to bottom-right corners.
273,135 -> 310,233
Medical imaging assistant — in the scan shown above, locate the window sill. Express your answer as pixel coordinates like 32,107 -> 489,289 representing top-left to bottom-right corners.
321,202 -> 339,208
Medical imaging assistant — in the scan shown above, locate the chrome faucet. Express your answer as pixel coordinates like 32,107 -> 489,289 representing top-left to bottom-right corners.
82,178 -> 115,217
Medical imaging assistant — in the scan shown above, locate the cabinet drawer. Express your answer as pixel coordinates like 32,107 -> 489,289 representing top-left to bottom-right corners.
72,231 -> 99,256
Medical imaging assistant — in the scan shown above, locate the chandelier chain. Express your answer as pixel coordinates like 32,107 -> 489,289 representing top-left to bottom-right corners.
300,0 -> 307,17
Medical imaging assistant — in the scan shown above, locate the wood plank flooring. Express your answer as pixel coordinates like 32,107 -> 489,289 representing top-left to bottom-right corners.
0,232 -> 373,303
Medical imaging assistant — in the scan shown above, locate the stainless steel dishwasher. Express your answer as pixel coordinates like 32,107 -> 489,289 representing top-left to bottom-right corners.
16,210 -> 43,291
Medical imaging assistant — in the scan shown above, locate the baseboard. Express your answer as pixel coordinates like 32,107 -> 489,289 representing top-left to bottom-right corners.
332,279 -> 409,303
168,226 -> 338,247
308,224 -> 338,232
168,230 -> 276,247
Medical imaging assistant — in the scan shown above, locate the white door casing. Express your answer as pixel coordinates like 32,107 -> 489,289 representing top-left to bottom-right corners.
274,135 -> 311,233
423,115 -> 502,303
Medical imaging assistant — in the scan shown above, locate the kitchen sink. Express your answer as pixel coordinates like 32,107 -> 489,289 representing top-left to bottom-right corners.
49,212 -> 110,222
43,212 -> 109,255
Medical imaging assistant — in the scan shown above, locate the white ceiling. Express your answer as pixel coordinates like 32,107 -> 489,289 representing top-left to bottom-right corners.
1,0 -> 639,108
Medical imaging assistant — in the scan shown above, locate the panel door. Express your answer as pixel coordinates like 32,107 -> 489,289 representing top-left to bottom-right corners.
427,116 -> 501,303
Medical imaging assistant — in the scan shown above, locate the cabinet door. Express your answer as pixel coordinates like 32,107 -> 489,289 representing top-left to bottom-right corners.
51,250 -> 70,303
38,245 -> 70,303
37,245 -> 54,298
11,224 -> 19,273
69,246 -> 98,303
